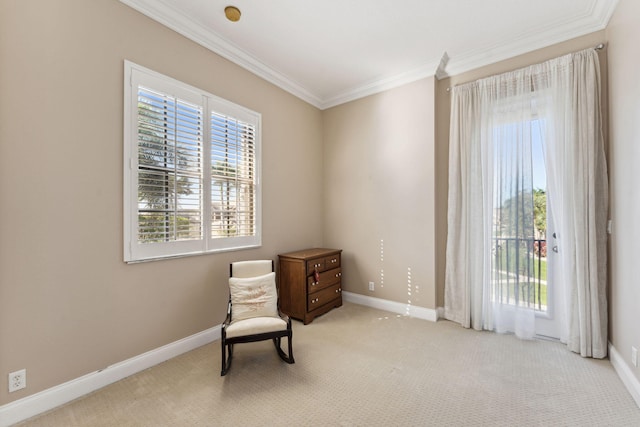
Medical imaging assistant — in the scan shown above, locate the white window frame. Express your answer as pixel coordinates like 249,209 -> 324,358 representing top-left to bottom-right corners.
124,61 -> 261,263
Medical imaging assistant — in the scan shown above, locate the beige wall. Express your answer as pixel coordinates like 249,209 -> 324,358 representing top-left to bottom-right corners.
322,30 -> 607,313
434,30 -> 608,307
2,0 -> 638,410
0,0 -> 323,404
606,0 -> 640,383
323,78 -> 436,310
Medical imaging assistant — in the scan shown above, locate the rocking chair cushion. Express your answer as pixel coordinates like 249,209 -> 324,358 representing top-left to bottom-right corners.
226,316 -> 288,338
229,272 -> 278,322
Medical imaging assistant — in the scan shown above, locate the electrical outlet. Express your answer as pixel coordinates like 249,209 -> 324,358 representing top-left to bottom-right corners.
369,281 -> 375,291
632,347 -> 638,367
8,369 -> 26,393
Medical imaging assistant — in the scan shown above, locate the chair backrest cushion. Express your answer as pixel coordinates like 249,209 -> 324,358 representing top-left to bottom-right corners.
229,272 -> 278,322
230,260 -> 273,278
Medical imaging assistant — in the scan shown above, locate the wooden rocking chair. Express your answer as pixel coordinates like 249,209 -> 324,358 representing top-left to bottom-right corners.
220,260 -> 295,376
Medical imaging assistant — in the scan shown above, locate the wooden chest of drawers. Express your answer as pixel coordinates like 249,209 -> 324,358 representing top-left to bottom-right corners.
278,248 -> 343,324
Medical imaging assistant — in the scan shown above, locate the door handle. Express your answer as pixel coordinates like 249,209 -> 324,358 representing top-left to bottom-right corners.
552,246 -> 558,253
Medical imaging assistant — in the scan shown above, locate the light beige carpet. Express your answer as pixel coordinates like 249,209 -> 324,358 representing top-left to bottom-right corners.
17,302 -> 640,426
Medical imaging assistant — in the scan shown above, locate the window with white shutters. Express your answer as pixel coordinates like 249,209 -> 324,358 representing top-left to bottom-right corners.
210,112 -> 256,239
124,61 -> 261,262
137,87 -> 203,244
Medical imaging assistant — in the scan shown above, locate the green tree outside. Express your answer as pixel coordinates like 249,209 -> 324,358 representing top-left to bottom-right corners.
137,99 -> 201,243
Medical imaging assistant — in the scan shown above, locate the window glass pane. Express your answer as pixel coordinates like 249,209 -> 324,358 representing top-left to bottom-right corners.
210,112 -> 256,239
137,87 -> 203,244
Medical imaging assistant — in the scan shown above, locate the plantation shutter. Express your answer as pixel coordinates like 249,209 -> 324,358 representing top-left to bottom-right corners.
124,61 -> 260,262
137,86 -> 203,244
210,111 -> 256,239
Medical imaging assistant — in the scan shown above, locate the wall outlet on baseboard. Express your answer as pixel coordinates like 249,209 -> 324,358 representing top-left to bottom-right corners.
368,281 -> 375,291
632,347 -> 638,367
8,369 -> 26,392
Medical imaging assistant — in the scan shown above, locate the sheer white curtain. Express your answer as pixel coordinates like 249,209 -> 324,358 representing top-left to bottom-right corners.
444,48 -> 608,357
445,67 -> 539,339
533,50 -> 609,357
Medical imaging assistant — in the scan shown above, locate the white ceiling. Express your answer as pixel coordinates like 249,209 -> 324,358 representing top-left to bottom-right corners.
120,0 -> 618,109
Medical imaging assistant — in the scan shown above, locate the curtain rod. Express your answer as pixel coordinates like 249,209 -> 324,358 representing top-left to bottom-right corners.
445,43 -> 606,92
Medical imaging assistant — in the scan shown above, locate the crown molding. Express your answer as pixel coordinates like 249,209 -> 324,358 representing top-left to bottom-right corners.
120,0 -> 438,109
320,60 -> 440,110
119,0 -> 324,108
443,0 -> 619,77
120,0 -> 618,110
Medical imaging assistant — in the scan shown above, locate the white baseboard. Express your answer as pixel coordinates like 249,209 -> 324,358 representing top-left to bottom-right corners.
0,326 -> 220,427
609,342 -> 640,409
342,291 -> 438,322
2,318 -> 636,426
345,297 -> 640,409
